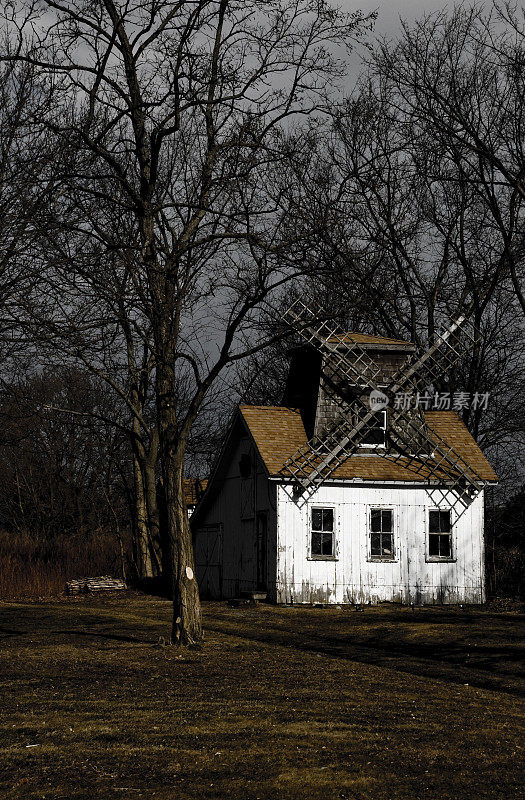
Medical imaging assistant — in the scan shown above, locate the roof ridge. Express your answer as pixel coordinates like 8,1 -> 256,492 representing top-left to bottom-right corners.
327,331 -> 413,346
239,403 -> 299,411
424,410 -> 460,416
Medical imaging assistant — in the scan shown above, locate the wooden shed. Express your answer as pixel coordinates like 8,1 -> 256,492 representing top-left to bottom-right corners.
191,333 -> 497,605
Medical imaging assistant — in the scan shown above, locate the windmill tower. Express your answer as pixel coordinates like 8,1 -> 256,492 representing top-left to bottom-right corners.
279,299 -> 487,504
283,331 -> 417,443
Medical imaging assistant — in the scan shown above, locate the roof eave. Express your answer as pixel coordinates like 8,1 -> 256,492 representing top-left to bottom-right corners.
191,407 -> 272,527
190,408 -> 241,527
268,475 -> 497,486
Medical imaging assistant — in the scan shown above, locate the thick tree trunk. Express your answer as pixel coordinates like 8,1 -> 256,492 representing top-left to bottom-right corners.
166,454 -> 202,645
156,354 -> 202,645
144,456 -> 163,576
131,399 -> 164,581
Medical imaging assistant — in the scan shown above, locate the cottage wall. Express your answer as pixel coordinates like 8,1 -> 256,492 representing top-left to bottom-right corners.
192,434 -> 277,600
276,482 -> 485,605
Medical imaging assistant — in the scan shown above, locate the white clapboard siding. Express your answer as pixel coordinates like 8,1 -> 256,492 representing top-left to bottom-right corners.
193,417 -> 486,606
276,483 -> 485,605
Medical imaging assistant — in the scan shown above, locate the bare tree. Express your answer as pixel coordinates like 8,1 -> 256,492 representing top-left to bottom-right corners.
0,53 -> 58,379
3,0 -> 374,643
370,4 -> 525,315
0,368 -> 131,543
303,5 -> 525,494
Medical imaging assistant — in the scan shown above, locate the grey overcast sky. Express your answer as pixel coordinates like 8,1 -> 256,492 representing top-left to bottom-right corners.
352,0 -> 470,36
343,1 -> 488,78
353,1 -> 459,34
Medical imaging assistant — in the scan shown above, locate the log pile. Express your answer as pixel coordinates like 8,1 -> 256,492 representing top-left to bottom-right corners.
66,576 -> 127,595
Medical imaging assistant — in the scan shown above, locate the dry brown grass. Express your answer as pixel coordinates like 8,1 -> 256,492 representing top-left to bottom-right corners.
0,529 -> 126,599
0,596 -> 523,800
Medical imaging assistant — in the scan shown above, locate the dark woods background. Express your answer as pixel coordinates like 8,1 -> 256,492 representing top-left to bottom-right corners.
0,2 -> 523,601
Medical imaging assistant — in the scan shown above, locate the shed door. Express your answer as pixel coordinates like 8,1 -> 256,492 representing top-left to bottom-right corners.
256,512 -> 268,590
194,524 -> 223,599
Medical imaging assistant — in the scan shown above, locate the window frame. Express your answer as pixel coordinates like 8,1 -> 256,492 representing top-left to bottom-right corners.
367,506 -> 397,562
307,504 -> 338,561
358,409 -> 387,449
426,508 -> 455,562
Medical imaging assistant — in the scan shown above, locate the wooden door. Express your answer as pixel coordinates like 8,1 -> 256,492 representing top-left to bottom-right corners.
194,524 -> 223,599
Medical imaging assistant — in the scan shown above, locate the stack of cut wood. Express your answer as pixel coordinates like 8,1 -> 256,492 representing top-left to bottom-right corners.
66,576 -> 127,595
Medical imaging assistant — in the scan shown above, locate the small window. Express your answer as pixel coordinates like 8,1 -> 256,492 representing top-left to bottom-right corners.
310,507 -> 335,558
428,510 -> 452,559
239,453 -> 252,478
369,508 -> 395,559
359,410 -> 387,447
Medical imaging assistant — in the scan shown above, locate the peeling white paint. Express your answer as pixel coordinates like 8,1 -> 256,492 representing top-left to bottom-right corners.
276,483 -> 485,605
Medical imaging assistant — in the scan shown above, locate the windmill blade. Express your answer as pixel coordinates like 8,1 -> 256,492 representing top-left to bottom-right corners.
280,325 -> 485,496
390,315 -> 476,393
387,405 -> 485,492
280,392 -> 484,499
283,297 -> 387,388
285,299 -> 475,395
279,405 -> 390,494
280,298 -> 397,494
383,317 -> 485,490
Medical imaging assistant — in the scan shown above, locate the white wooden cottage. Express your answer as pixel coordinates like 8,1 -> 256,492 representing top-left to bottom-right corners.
191,333 -> 497,605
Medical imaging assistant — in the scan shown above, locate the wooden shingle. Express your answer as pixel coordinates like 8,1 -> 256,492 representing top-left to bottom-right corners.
239,405 -> 497,483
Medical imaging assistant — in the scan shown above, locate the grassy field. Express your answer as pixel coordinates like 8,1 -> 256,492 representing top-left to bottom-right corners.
0,596 -> 523,800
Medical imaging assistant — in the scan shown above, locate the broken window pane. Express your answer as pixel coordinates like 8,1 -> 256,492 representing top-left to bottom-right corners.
312,509 -> 322,531
322,509 -> 334,531
381,533 -> 393,555
371,509 -> 382,532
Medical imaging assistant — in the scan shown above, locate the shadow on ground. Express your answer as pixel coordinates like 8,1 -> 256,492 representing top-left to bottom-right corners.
203,603 -> 525,697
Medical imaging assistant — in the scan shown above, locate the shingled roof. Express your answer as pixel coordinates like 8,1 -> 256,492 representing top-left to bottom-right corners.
239,405 -> 497,483
327,332 -> 415,349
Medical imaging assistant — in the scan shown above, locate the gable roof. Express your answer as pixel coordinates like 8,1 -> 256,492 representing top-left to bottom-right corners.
239,405 -> 497,483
